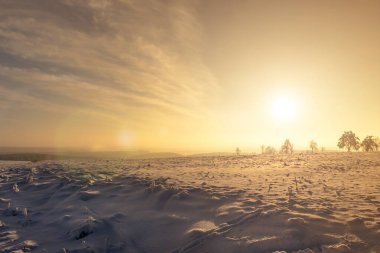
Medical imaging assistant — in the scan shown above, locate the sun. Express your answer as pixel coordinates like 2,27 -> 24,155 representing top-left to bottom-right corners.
271,95 -> 298,122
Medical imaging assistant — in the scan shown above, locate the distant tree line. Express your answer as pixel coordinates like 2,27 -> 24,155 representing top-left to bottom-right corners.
261,139 -> 295,155
0,153 -> 61,162
337,131 -> 379,152
259,131 -> 379,155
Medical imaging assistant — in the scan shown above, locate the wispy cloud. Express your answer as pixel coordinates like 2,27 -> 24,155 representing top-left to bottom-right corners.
0,0 -> 219,147
0,2 -> 216,117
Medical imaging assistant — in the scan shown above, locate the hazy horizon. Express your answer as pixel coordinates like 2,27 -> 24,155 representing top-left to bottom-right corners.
1,1 -> 380,151
0,144 -> 355,155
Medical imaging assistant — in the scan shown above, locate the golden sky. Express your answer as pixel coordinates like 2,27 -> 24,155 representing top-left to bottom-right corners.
0,0 -> 379,152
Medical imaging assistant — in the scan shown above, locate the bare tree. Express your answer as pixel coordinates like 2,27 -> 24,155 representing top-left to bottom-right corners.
281,139 -> 293,154
337,131 -> 360,152
309,140 -> 318,153
361,136 -> 378,152
236,147 -> 241,155
261,145 -> 265,154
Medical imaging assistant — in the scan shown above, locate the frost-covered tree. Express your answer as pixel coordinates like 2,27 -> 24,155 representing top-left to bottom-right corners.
264,146 -> 276,154
337,131 -> 360,152
361,136 -> 378,152
309,140 -> 318,153
281,139 -> 293,154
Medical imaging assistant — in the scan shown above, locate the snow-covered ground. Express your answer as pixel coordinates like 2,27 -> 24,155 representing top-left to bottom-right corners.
0,153 -> 379,253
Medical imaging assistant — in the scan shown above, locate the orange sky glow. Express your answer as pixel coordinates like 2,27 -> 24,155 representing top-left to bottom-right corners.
0,1 -> 379,153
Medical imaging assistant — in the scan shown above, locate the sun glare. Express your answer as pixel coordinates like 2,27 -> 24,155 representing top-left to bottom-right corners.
271,96 -> 297,122
118,131 -> 132,146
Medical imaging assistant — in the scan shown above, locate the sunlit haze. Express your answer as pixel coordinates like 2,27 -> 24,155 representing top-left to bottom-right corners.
1,1 -> 380,153
271,95 -> 297,123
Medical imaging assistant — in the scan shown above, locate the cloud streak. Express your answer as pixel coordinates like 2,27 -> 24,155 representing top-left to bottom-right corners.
0,0 -> 218,147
